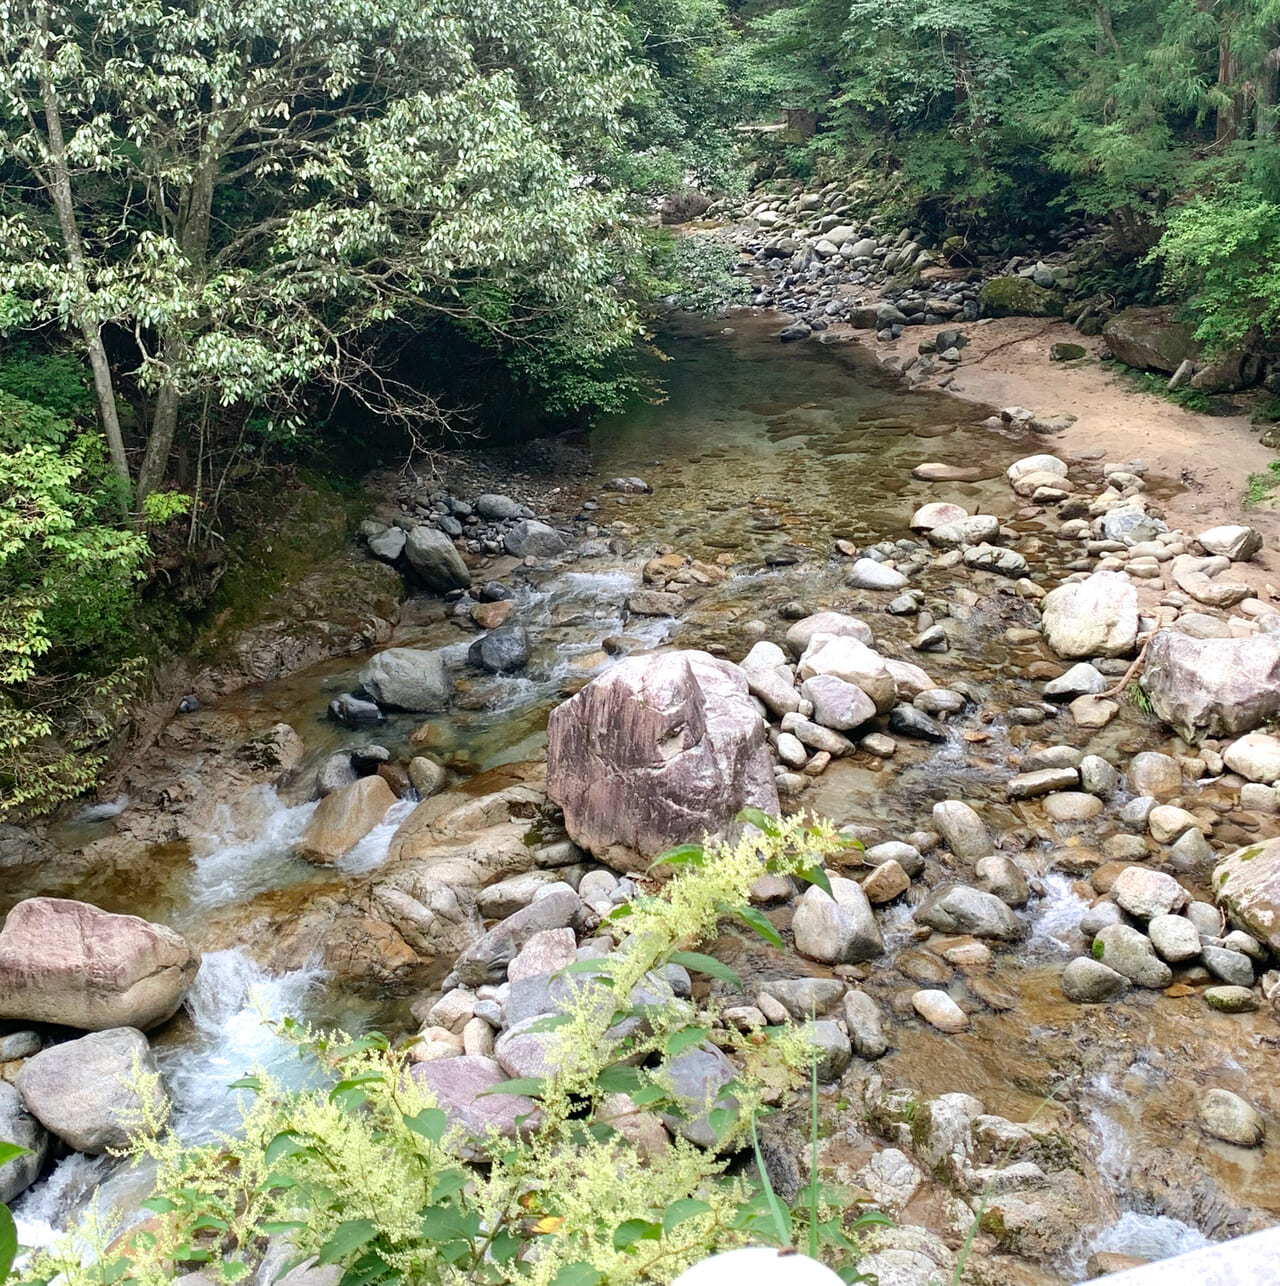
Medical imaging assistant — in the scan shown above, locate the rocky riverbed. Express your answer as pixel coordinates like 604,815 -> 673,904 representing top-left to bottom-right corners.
3,313 -> 1280,1284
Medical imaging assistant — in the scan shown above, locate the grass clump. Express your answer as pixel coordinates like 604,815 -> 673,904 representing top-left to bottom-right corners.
1244,459 -> 1280,507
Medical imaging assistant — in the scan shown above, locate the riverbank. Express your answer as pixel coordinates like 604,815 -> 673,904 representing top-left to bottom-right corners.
4,312 -> 1280,1286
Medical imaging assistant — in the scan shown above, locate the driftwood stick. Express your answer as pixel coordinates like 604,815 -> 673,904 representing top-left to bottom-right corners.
1099,638 -> 1150,699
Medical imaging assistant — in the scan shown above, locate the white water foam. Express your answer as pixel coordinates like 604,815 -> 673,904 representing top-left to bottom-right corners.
73,795 -> 130,823
1027,872 -> 1091,956
1062,1075 -> 1210,1276
187,785 -> 318,911
338,796 -> 417,874
1089,1209 -> 1210,1264
158,947 -> 329,1143
11,1154 -> 114,1253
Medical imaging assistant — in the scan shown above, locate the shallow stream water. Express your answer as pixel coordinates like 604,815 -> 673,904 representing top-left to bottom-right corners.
8,315 -> 1273,1275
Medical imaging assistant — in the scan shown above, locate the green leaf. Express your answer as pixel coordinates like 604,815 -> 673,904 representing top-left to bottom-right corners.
668,950 -> 741,989
480,1077 -> 545,1097
141,1196 -> 179,1214
419,1205 -> 478,1243
650,843 -> 706,871
662,1199 -> 711,1235
603,903 -> 634,923
329,1073 -> 385,1105
261,1172 -> 299,1192
550,1264 -> 604,1286
749,1116 -> 791,1247
737,807 -> 781,836
402,1108 -> 448,1144
612,1219 -> 659,1250
264,1130 -> 312,1166
798,865 -> 833,899
0,1144 -> 32,1168
220,1262 -> 251,1283
317,1220 -> 379,1265
228,1075 -> 263,1092
708,1105 -> 739,1139
430,1172 -> 469,1203
189,1214 -> 230,1234
665,1026 -> 709,1058
597,1062 -> 647,1094
0,1203 -> 17,1284
490,1230 -> 523,1264
735,905 -> 783,949
628,1084 -> 669,1108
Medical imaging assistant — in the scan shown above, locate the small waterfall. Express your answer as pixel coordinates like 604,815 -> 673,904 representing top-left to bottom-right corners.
10,1154 -> 114,1254
158,947 -> 329,1143
73,795 -> 130,823
187,785 -> 318,911
1062,1074 -> 1210,1276
1026,873 -> 1090,956
338,796 -> 417,874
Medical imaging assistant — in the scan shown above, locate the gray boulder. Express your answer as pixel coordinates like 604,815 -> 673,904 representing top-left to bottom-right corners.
367,527 -> 406,562
792,878 -> 883,964
1040,571 -> 1138,659
546,652 -> 778,874
468,627 -> 530,674
0,898 -> 199,1032
404,526 -> 471,593
932,800 -> 990,859
504,520 -> 566,559
799,1020 -> 852,1082
1061,957 -> 1130,1003
1092,924 -> 1172,988
844,990 -> 889,1059
0,1081 -> 47,1202
1142,631 -> 1280,739
914,885 -> 1022,940
359,647 -> 452,712
474,494 -> 522,520
16,1027 -> 167,1154
660,1044 -> 737,1148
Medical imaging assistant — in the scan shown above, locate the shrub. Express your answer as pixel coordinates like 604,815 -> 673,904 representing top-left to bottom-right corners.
19,815 -> 886,1286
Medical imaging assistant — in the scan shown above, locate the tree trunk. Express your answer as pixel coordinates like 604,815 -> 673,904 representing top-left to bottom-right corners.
135,151 -> 218,511
33,8 -> 131,498
1216,30 -> 1244,144
1258,47 -> 1280,139
136,355 -> 182,511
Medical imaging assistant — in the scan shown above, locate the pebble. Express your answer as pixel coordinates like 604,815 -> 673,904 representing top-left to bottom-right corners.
1199,1088 -> 1265,1147
911,989 -> 969,1032
1204,985 -> 1258,1013
1062,957 -> 1131,1003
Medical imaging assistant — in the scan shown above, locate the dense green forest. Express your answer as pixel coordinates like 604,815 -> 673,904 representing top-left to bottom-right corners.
4,0 -> 1280,816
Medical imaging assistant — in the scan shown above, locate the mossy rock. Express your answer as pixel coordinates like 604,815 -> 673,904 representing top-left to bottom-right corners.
979,276 -> 1062,318
1050,342 -> 1087,362
1101,306 -> 1198,374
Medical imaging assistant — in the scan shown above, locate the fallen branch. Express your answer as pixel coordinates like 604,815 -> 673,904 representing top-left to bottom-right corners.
1099,638 -> 1150,699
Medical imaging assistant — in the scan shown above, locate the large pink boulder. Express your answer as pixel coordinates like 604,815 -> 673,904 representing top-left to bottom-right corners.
0,898 -> 200,1031
546,651 -> 778,873
1142,631 -> 1280,740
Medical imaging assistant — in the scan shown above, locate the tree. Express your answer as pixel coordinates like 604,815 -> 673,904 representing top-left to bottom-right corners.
0,0 -> 642,511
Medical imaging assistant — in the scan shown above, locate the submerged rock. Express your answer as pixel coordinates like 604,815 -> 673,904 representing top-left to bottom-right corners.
0,898 -> 199,1032
1199,1088 -> 1264,1147
546,651 -> 777,873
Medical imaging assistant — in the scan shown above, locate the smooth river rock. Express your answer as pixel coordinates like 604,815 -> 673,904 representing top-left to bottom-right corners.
1199,1088 -> 1265,1147
792,878 -> 884,964
0,898 -> 199,1032
932,800 -> 990,859
1214,837 -> 1280,953
296,774 -> 397,864
359,647 -> 453,712
16,1027 -> 166,1154
404,526 -> 471,592
1039,571 -> 1138,659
